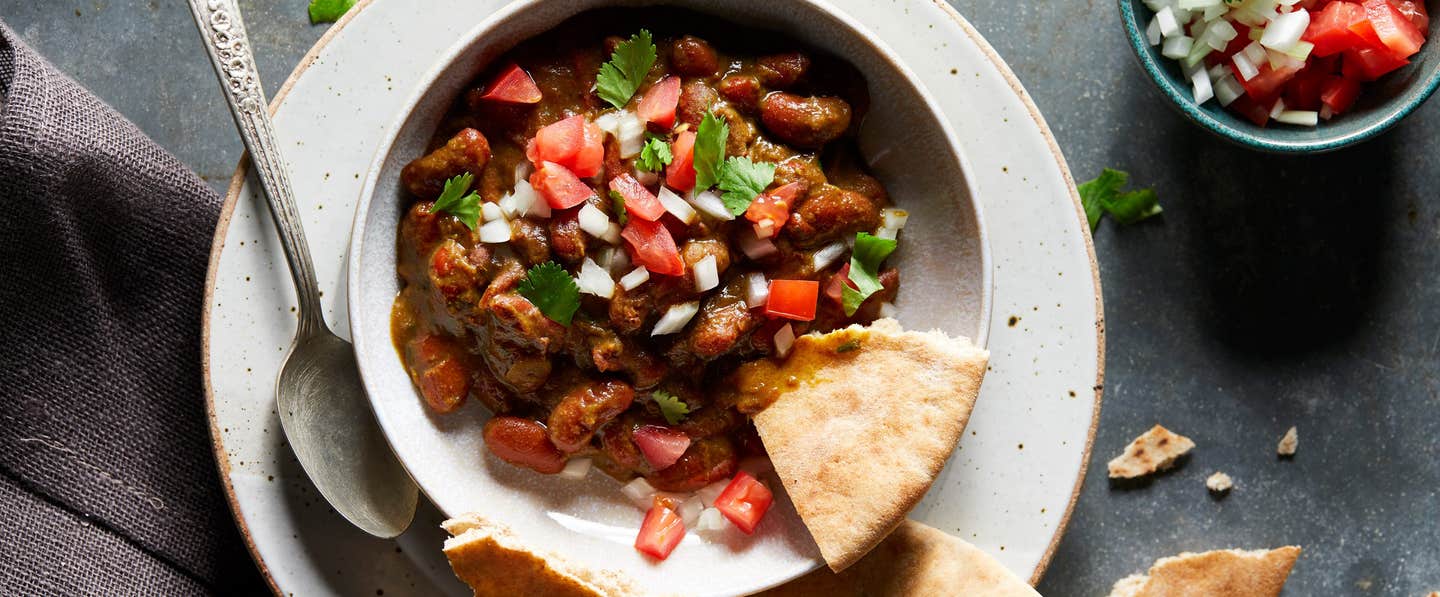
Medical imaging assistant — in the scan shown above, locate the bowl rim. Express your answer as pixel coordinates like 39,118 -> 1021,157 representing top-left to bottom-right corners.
1118,0 -> 1440,153
345,0 -> 993,591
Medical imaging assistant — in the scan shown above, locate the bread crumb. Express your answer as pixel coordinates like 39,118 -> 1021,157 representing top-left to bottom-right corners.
1206,472 -> 1233,494
1277,426 -> 1298,456
1108,425 -> 1196,479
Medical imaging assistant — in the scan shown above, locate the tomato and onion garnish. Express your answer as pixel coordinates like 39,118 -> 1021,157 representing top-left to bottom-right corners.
1144,0 -> 1429,126
477,63 -> 543,104
712,471 -> 775,535
635,503 -> 687,560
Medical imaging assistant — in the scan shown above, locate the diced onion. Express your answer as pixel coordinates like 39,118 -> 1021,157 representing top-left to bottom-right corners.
1269,98 -> 1286,119
1231,52 -> 1259,81
774,324 -> 796,358
754,219 -> 777,239
811,241 -> 847,271
622,477 -> 657,509
620,266 -> 650,291
577,257 -> 615,299
657,186 -> 698,224
514,161 -> 534,185
877,208 -> 909,239
634,168 -> 659,187
693,255 -> 719,292
481,202 -> 504,222
1275,110 -> 1318,126
559,457 -> 592,479
696,508 -> 728,533
593,111 -> 622,135
1146,17 -> 1163,46
878,301 -> 898,319
679,497 -> 704,528
479,219 -> 511,244
687,189 -> 734,221
745,272 -> 769,308
601,222 -> 622,245
1162,35 -> 1194,60
512,180 -> 547,218
1156,6 -> 1183,38
1240,41 -> 1267,67
498,194 -> 520,219
577,203 -> 611,239
1320,104 -> 1335,120
1259,9 -> 1309,51
607,247 -> 632,276
1191,67 -> 1214,104
652,302 -> 699,336
617,112 -> 645,158
1214,75 -> 1244,106
738,228 -> 778,260
696,480 -> 730,507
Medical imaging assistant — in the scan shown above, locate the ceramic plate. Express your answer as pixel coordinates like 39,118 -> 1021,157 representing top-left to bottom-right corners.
203,0 -> 1102,594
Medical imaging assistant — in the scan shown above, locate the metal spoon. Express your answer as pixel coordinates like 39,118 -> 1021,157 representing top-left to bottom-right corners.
188,0 -> 417,538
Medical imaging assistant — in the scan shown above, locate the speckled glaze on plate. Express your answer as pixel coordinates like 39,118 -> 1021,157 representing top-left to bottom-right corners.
201,0 -> 1103,594
1119,0 -> 1440,153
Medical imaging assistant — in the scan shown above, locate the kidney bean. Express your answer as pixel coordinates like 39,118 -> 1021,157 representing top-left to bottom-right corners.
483,416 -> 567,474
760,93 -> 852,148
671,35 -> 719,77
400,128 -> 491,199
756,52 -> 810,88
547,379 -> 637,453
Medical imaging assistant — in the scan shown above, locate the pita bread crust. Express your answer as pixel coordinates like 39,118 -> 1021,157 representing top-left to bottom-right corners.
748,319 -> 989,572
757,520 -> 1040,597
441,514 -> 642,597
1106,547 -> 1302,597
1108,425 -> 1196,479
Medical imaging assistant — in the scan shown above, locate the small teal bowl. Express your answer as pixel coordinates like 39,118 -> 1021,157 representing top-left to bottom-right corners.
1119,0 -> 1440,153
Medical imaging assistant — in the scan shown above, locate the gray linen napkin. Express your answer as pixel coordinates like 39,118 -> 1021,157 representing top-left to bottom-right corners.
0,22 -> 264,595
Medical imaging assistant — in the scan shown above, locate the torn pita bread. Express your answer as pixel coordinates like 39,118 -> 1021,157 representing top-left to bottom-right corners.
441,513 -> 644,597
737,318 -> 988,572
1108,425 -> 1195,479
1107,546 -> 1302,597
1277,426 -> 1298,456
758,519 -> 1039,597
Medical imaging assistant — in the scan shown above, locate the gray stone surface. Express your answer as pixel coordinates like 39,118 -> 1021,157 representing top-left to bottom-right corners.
2,1 -> 1436,595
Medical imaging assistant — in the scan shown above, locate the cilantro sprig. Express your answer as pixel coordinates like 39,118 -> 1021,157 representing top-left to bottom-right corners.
652,390 -> 690,425
1078,168 -> 1161,232
597,30 -> 658,109
608,190 -> 629,226
716,157 -> 776,215
692,112 -> 729,191
307,0 -> 356,24
637,136 -> 673,172
517,261 -> 580,326
431,173 -> 482,230
842,232 -> 898,316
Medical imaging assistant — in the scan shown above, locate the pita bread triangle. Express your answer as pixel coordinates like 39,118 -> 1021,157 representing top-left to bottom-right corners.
734,318 -> 989,572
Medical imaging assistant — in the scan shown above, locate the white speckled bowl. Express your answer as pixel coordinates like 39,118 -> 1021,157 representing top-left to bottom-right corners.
346,0 -> 990,594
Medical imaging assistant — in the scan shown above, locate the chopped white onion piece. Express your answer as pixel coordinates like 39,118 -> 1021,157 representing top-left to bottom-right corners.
657,187 -> 698,224
1269,97 -> 1287,119
696,480 -> 730,507
878,301 -> 898,319
513,161 -> 534,185
622,477 -> 657,509
754,219 -> 777,239
1275,110 -> 1319,126
1214,75 -> 1244,106
1204,4 -> 1229,21
1178,0 -> 1223,9
881,208 -> 910,231
687,189 -> 735,221
593,111 -> 622,136
617,112 -> 646,158
1156,6 -> 1183,38
1241,40 -> 1268,67
651,302 -> 699,336
512,180 -> 547,218
559,457 -> 592,480
634,168 -> 659,187
696,508 -> 728,533
1147,17 -> 1163,46
601,222 -> 623,245
577,203 -> 611,239
1206,62 -> 1232,80
745,272 -> 769,308
498,194 -> 520,219
481,202 -> 504,222
693,255 -> 719,292
1260,8 -> 1309,51
811,241 -> 847,271
1232,51 -> 1260,81
608,248 -> 632,276
738,228 -> 779,260
620,266 -> 650,291
774,323 -> 796,358
1162,35 -> 1194,60
479,219 -> 511,244
679,497 -> 704,528
1192,68 -> 1214,104
577,257 -> 616,299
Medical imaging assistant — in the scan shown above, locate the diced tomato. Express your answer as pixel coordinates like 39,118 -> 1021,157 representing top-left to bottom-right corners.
712,471 -> 774,535
531,161 -> 595,209
609,174 -> 666,221
666,131 -> 697,191
1233,59 -> 1304,104
621,218 -> 685,276
823,263 -> 858,305
1228,95 -> 1274,126
765,280 -> 819,321
529,115 -> 604,177
633,425 -> 692,470
478,64 -> 542,104
1342,44 -> 1410,80
1306,1 -> 1368,57
1320,75 -> 1364,112
637,76 -> 682,129
1363,0 -> 1426,59
744,182 -> 801,229
635,504 -> 685,560
1391,0 -> 1430,34
1284,66 -> 1330,110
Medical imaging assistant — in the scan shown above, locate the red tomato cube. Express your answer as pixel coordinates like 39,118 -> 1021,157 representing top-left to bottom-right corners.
635,504 -> 686,560
621,218 -> 684,276
478,64 -> 542,104
666,131 -> 697,191
712,471 -> 775,535
765,280 -> 820,321
609,173 -> 667,222
638,76 -> 682,129
531,161 -> 595,209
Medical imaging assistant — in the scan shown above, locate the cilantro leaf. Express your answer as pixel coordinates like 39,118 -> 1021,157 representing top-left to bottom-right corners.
596,30 -> 657,109
431,174 -> 482,230
652,390 -> 690,425
716,157 -> 776,215
637,136 -> 673,172
692,112 -> 729,191
517,262 -> 580,326
307,0 -> 356,24
842,232 -> 898,316
608,190 -> 629,226
1077,168 -> 1161,231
